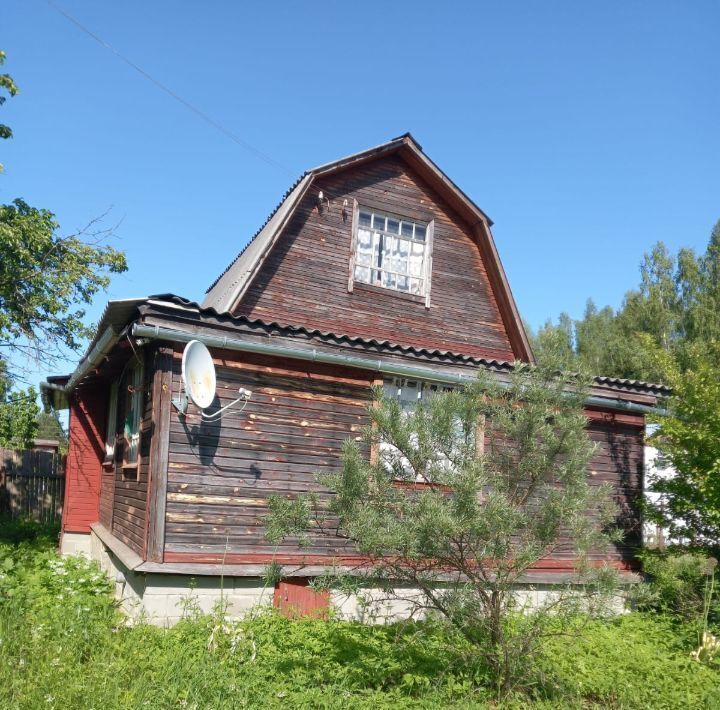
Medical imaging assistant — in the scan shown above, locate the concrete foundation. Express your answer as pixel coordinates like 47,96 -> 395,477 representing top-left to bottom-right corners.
85,529 -> 270,625
59,531 -> 93,558
58,528 -> 626,626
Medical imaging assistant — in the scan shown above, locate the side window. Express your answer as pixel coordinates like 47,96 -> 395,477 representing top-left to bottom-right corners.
122,360 -> 143,471
380,379 -> 454,483
103,382 -> 119,467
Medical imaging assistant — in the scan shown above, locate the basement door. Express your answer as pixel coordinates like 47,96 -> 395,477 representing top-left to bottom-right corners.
274,578 -> 330,618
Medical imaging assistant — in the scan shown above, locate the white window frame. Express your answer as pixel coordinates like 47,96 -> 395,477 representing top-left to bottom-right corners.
379,379 -> 485,485
348,202 -> 435,308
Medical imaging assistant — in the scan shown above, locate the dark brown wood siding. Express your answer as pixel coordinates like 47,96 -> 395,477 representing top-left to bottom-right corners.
164,351 -> 374,558
165,364 -> 643,571
109,350 -> 153,556
235,155 -> 515,361
161,362 -> 644,569
584,412 -> 644,567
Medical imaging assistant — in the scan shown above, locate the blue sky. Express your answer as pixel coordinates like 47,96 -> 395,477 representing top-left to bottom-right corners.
3,1 -> 719,384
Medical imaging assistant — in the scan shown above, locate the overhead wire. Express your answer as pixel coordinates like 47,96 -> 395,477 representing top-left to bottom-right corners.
46,1 -> 345,205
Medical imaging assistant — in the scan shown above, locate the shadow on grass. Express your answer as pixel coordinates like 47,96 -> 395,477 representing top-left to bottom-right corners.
0,515 -> 59,546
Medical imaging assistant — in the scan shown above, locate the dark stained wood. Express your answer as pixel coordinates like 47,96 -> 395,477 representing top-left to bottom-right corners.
0,448 -> 65,524
109,349 -> 153,556
158,350 -> 646,571
163,351 -> 373,559
146,345 -> 173,562
234,155 -> 517,362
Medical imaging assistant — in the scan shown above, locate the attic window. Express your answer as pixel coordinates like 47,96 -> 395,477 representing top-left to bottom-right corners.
349,206 -> 434,306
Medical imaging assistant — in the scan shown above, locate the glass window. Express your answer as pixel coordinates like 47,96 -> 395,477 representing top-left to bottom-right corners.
353,208 -> 428,296
380,379 -> 449,482
104,382 -> 118,465
122,361 -> 143,468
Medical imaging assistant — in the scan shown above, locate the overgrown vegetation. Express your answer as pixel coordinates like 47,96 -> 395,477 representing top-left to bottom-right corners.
0,519 -> 718,709
268,364 -> 622,696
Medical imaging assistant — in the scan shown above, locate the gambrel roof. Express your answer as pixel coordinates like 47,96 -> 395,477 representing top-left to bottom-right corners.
202,133 -> 534,362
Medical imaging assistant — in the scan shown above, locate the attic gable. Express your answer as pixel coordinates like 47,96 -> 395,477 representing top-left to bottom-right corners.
203,135 -> 533,363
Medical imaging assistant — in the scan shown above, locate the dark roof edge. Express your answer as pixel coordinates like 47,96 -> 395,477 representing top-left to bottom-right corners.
145,294 -> 671,398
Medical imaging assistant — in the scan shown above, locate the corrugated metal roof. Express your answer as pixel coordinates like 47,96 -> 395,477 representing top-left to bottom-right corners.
149,295 -> 671,397
592,376 -> 671,397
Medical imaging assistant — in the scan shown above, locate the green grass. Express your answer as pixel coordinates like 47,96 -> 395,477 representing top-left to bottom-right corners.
0,520 -> 718,709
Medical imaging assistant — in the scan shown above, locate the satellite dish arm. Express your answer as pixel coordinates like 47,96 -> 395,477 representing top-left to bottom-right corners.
200,388 -> 252,421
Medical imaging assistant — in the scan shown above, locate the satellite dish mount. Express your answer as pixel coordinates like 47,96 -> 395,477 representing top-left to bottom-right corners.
173,340 -> 251,420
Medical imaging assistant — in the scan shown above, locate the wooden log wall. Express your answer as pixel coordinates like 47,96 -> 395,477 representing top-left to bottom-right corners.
163,351 -> 374,561
584,412 -> 644,566
160,346 -> 645,570
235,155 -> 516,362
99,349 -> 155,556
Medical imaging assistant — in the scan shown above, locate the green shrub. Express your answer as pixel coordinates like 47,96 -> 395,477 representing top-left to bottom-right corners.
635,548 -> 720,624
538,613 -> 720,709
0,515 -> 58,546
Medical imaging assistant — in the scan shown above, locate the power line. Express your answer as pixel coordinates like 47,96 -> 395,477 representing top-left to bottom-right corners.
46,0 -> 295,178
47,2 -> 346,212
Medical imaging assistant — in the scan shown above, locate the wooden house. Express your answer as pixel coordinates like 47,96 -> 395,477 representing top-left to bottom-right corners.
43,135 -> 668,622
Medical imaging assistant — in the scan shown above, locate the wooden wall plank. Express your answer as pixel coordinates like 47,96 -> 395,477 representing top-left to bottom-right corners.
234,155 -> 517,361
146,346 -> 173,562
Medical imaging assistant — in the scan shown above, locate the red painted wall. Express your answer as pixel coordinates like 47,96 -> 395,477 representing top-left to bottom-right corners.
62,386 -> 106,534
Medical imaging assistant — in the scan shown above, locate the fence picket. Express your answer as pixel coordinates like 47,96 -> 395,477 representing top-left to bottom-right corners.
0,447 -> 65,525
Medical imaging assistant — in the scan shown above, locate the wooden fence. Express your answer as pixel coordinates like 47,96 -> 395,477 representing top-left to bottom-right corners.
0,448 -> 65,525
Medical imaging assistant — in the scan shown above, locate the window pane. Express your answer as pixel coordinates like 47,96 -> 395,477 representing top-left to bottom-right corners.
393,238 -> 409,274
382,271 -> 396,289
353,208 -> 429,296
356,228 -> 374,265
409,242 -> 425,277
354,264 -> 371,283
376,233 -> 385,269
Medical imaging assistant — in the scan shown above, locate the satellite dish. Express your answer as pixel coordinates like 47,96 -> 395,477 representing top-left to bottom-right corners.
181,340 -> 216,410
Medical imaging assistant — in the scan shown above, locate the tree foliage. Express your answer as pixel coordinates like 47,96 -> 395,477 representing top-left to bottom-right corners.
0,49 -> 19,170
0,199 -> 127,367
0,49 -> 126,439
268,364 -> 619,695
0,360 -> 38,448
647,344 -> 720,549
35,410 -> 67,452
531,220 -> 720,383
532,220 -> 720,552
